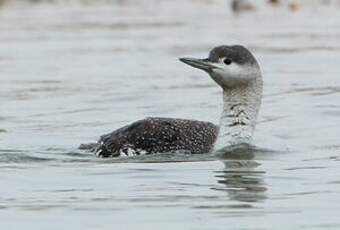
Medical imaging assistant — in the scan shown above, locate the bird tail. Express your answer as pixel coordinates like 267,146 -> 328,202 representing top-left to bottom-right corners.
78,142 -> 98,151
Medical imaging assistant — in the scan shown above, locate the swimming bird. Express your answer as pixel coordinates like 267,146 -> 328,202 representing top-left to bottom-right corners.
268,0 -> 281,6
80,45 -> 263,157
231,0 -> 256,13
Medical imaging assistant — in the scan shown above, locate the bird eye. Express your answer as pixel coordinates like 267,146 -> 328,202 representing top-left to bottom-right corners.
224,58 -> 232,65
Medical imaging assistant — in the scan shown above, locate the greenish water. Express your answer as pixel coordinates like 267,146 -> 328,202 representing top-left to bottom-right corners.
1,1 -> 340,229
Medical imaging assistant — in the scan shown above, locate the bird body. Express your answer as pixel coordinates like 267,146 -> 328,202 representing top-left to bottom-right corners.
80,117 -> 218,157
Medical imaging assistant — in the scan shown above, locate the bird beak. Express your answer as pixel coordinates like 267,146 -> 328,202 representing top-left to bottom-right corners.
179,57 -> 216,72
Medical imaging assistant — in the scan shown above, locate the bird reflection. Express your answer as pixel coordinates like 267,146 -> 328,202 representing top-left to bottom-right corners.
214,160 -> 267,203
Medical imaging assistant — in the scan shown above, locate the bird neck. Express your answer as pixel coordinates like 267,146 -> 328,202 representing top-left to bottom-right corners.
214,79 -> 263,151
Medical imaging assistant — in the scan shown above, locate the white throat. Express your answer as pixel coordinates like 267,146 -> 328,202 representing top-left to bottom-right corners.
214,78 -> 263,151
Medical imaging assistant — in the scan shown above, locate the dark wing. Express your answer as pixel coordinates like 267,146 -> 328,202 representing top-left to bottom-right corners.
125,118 -> 181,153
80,117 -> 218,157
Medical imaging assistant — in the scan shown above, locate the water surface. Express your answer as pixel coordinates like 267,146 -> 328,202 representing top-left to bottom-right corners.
1,1 -> 340,229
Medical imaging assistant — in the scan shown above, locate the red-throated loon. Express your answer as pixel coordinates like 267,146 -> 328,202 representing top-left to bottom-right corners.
80,45 -> 263,157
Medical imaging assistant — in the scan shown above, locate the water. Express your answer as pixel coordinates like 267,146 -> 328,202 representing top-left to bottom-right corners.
1,0 -> 340,229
